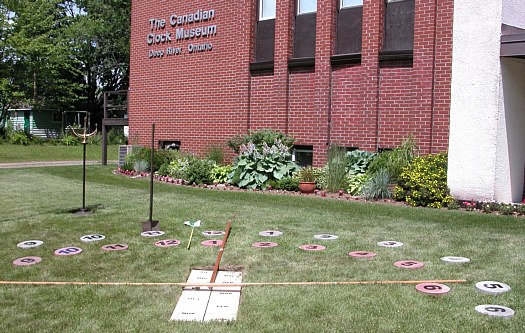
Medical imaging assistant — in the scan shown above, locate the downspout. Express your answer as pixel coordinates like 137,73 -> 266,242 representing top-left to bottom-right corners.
429,0 -> 439,154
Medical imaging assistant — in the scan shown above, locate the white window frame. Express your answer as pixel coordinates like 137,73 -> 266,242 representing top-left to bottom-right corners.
340,0 -> 363,9
259,0 -> 276,20
297,0 -> 317,15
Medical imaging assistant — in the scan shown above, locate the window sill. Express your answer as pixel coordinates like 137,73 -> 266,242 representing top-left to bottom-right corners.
379,50 -> 413,67
331,53 -> 361,66
288,57 -> 315,69
249,61 -> 274,74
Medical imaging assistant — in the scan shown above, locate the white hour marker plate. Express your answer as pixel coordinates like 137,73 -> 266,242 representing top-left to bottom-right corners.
475,281 -> 511,295
475,305 -> 514,318
441,256 -> 470,263
377,241 -> 403,247
141,231 -> 165,237
258,230 -> 283,237
80,234 -> 105,242
17,240 -> 44,249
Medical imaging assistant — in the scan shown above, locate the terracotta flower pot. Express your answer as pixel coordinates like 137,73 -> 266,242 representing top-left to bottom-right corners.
299,181 -> 316,194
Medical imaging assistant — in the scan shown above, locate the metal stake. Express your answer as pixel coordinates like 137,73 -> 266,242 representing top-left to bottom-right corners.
69,116 -> 97,214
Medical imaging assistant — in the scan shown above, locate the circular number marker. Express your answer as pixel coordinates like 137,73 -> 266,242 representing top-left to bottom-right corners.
13,256 -> 42,266
394,260 -> 424,269
475,305 -> 515,318
299,244 -> 326,251
259,230 -> 283,237
201,239 -> 223,247
154,239 -> 181,247
202,230 -> 225,237
377,241 -> 403,248
416,283 -> 451,295
252,242 -> 278,248
348,251 -> 376,258
80,234 -> 105,242
441,256 -> 470,263
17,240 -> 44,249
54,247 -> 83,256
141,231 -> 165,237
101,244 -> 128,251
313,234 -> 339,240
475,281 -> 511,295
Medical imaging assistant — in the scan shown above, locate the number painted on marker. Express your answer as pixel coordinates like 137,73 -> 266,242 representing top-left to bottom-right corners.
60,247 -> 79,254
423,285 -> 442,290
20,258 -> 35,263
483,283 -> 504,289
401,261 -> 418,266
486,306 -> 506,313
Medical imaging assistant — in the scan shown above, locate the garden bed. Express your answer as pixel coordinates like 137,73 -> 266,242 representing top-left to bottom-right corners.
114,167 -> 525,217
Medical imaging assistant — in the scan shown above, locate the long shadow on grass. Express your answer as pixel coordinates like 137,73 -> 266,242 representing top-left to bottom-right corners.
0,204 -> 104,223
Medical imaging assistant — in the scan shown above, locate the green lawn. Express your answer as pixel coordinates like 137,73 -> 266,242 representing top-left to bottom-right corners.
0,143 -> 119,163
0,165 -> 523,332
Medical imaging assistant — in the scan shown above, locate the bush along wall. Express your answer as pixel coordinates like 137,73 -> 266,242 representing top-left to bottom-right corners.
394,152 -> 454,208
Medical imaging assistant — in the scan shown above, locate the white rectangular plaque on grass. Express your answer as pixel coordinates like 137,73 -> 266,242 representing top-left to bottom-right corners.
171,270 -> 243,322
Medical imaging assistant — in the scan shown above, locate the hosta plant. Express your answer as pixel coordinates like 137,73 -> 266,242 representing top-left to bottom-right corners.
228,140 -> 298,190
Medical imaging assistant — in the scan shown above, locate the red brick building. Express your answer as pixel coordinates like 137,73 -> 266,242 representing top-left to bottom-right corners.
129,0 -> 453,165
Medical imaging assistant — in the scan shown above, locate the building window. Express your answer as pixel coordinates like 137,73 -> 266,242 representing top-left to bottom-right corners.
382,0 -> 414,55
298,0 -> 317,15
335,0 -> 363,56
259,0 -> 276,20
293,0 -> 317,59
340,0 -> 362,9
292,145 -> 313,167
52,111 -> 62,123
254,0 -> 276,63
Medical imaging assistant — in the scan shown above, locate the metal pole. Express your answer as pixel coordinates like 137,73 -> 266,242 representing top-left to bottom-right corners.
82,142 -> 87,212
149,123 -> 155,222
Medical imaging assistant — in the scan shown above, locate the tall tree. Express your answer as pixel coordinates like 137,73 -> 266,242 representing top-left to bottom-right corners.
0,0 -> 130,130
69,0 -> 130,117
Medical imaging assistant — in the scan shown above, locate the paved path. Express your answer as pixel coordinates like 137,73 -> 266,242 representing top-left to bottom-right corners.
0,161 -> 117,169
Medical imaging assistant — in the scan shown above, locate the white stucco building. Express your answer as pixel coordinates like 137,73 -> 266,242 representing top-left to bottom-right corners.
449,0 -> 525,203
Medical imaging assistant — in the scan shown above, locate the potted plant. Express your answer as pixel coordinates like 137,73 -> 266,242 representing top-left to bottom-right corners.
298,166 -> 316,194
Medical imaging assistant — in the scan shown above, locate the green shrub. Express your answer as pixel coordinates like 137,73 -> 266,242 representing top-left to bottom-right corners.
394,152 -> 454,208
324,145 -> 348,193
127,147 -> 174,172
61,135 -> 79,146
268,176 -> 300,191
368,135 -> 417,182
515,204 -> 525,216
346,173 -> 369,196
227,129 -> 295,154
447,200 -> 461,210
298,166 -> 316,182
210,164 -> 232,184
206,144 -> 225,165
346,150 -> 376,175
360,168 -> 392,200
157,162 -> 171,176
228,140 -> 298,190
183,158 -> 215,185
133,160 -> 149,173
9,131 -> 30,145
108,128 -> 127,145
498,203 -> 515,216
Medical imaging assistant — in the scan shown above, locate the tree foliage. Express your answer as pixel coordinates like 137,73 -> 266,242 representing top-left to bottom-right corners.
0,0 -> 130,130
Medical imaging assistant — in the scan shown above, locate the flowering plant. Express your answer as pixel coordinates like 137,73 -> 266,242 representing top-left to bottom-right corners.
228,140 -> 299,189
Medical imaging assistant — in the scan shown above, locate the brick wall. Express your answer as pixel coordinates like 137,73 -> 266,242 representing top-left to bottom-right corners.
129,0 -> 454,164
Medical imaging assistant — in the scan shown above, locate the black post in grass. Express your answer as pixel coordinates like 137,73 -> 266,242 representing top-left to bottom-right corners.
70,117 -> 97,215
142,123 -> 160,231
